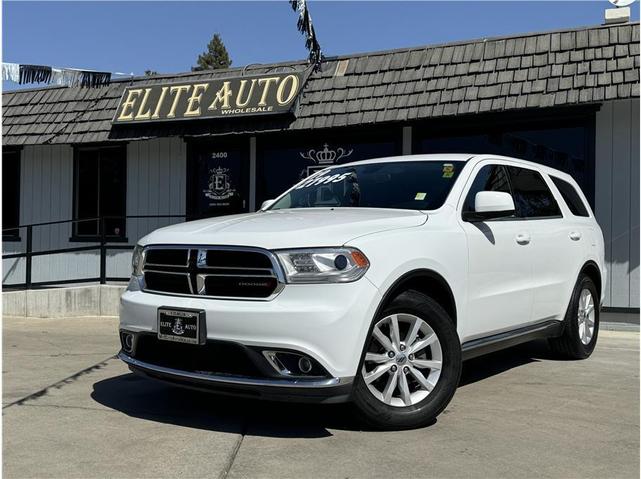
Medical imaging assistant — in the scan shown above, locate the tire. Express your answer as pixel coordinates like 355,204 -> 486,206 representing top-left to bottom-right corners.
549,274 -> 599,359
352,290 -> 461,430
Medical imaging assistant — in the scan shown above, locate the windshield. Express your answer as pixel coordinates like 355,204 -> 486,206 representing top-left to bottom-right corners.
269,161 -> 465,211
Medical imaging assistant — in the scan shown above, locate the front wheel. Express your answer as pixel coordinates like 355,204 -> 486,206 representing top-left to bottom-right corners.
352,290 -> 461,430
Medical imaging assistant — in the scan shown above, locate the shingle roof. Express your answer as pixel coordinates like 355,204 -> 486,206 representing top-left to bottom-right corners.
3,22 -> 639,146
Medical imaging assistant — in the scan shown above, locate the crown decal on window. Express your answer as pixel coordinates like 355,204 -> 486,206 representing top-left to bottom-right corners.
299,143 -> 354,165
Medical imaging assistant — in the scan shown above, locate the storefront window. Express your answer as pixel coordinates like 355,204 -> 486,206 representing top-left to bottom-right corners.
2,149 -> 21,240
257,132 -> 399,205
73,146 -> 127,239
416,120 -> 593,205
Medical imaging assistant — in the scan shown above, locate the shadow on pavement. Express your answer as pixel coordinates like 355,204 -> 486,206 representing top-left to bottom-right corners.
460,339 -> 562,387
91,339 -> 558,437
91,373 -> 358,438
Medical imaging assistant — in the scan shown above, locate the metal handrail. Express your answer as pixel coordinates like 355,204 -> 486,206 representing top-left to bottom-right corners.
2,214 -> 188,231
2,214 -> 189,289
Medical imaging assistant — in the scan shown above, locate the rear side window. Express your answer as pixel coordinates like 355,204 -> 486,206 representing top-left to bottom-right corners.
550,176 -> 590,217
507,166 -> 561,218
463,165 -> 512,212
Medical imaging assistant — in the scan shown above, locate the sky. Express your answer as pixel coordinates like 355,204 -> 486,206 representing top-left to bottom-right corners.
3,1 -> 640,90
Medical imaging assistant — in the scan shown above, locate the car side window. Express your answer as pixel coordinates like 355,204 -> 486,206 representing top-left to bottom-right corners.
506,166 -> 562,218
550,176 -> 590,217
463,165 -> 512,213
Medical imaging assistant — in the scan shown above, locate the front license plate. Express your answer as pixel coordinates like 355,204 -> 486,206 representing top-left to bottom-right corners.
158,308 -> 205,345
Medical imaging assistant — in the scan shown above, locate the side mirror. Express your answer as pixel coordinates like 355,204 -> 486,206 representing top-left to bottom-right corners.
260,199 -> 275,211
463,191 -> 515,222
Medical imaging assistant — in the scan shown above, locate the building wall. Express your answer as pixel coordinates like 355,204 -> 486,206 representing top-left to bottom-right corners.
595,99 -> 640,309
3,106 -> 639,310
126,137 -> 187,240
2,138 -> 187,285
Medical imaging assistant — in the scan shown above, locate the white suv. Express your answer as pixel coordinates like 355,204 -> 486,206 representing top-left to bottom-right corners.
119,154 -> 605,429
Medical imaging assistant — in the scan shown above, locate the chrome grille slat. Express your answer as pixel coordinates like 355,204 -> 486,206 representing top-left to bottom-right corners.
141,245 -> 284,300
198,273 -> 278,278
144,269 -> 191,275
194,266 -> 275,272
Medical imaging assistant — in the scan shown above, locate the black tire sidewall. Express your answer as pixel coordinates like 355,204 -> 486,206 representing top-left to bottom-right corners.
564,275 -> 600,358
352,290 -> 461,430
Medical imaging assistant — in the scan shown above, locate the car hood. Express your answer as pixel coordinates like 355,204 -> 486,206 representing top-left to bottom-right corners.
140,208 -> 427,249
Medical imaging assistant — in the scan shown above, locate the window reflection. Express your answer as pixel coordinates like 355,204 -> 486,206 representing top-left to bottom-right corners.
418,124 -> 591,204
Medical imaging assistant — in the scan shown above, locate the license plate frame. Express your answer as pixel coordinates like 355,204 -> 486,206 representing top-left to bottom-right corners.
157,307 -> 206,345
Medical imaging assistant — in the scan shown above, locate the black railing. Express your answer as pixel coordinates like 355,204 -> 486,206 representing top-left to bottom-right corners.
2,215 -> 187,290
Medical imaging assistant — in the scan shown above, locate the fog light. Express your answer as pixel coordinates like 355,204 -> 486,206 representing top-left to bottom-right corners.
298,356 -> 313,374
122,333 -> 134,353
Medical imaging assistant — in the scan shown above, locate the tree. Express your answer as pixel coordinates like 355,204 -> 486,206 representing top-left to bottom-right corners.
144,70 -> 158,76
192,33 -> 232,72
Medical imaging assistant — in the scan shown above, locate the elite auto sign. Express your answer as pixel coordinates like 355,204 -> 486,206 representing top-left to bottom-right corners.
112,71 -> 306,124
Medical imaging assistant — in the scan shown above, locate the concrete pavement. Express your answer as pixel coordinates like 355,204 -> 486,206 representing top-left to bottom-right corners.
3,316 -> 639,479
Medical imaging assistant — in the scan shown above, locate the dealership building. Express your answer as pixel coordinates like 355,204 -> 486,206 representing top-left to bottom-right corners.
2,21 -> 639,311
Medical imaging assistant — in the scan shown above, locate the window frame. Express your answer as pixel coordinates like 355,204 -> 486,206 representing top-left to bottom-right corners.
549,175 -> 591,218
506,165 -> 564,220
71,144 -> 128,242
459,163 -> 519,222
458,161 -> 566,222
2,148 -> 22,241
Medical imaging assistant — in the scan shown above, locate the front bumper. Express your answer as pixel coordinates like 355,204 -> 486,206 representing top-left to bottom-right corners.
119,278 -> 381,399
120,351 -> 354,403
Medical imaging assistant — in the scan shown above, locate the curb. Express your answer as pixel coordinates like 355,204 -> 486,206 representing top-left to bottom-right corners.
600,321 -> 640,332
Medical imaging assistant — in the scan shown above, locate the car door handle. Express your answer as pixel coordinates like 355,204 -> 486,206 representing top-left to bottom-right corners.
515,233 -> 531,245
569,231 -> 582,241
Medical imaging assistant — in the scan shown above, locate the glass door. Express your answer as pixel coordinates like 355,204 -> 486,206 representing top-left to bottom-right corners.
188,140 -> 249,219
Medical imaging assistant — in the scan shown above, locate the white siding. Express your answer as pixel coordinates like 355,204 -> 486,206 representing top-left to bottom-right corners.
126,137 -> 187,242
595,99 -> 640,309
2,138 -> 187,286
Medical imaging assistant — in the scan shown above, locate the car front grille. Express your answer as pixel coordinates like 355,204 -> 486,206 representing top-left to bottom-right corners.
142,246 -> 284,299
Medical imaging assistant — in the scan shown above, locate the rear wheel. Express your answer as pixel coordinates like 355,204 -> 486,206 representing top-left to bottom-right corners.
549,274 -> 599,359
352,290 -> 461,430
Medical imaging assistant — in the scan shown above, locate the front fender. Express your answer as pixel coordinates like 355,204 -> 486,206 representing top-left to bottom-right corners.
348,224 -> 468,330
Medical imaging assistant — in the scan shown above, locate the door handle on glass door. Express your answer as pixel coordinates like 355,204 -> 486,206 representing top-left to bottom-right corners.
516,233 -> 531,245
569,231 -> 582,241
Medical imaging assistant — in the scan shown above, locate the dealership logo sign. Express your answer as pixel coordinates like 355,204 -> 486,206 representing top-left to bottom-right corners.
204,166 -> 236,200
299,143 -> 354,177
300,143 -> 354,165
113,71 -> 306,124
171,318 -> 185,336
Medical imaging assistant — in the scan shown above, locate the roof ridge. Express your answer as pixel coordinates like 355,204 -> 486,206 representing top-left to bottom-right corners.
3,21 -> 638,95
323,21 -> 640,61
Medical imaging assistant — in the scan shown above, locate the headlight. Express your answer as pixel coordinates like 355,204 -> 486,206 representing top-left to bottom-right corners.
131,245 -> 144,276
275,247 -> 369,284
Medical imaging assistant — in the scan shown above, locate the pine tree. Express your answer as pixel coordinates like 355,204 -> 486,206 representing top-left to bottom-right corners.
192,33 -> 232,72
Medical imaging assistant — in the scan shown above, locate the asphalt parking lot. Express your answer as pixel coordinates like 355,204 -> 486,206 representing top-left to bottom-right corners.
3,316 -> 639,479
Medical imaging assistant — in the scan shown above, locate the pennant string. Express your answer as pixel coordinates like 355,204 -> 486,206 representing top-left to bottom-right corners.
3,62 -> 115,88
2,63 -> 20,82
19,64 -> 52,84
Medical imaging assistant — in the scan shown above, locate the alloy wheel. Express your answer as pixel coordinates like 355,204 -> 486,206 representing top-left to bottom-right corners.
577,288 -> 595,345
361,313 -> 442,407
